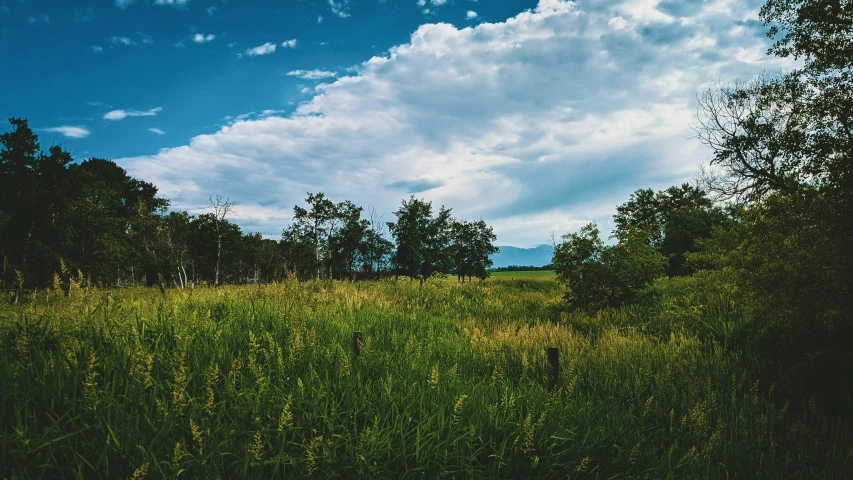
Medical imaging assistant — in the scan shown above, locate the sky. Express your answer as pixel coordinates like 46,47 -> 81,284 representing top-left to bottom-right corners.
0,0 -> 788,247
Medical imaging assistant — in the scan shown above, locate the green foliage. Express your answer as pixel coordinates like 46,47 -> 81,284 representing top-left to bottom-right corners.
387,196 -> 455,283
452,219 -> 499,281
553,223 -> 666,312
614,183 -> 727,276
281,193 -> 394,281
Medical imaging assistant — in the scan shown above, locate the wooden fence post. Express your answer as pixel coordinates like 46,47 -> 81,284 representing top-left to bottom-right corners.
353,331 -> 364,357
547,347 -> 559,391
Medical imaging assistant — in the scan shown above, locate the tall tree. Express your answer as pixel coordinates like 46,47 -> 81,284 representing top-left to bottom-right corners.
328,200 -> 369,280
289,193 -> 338,279
208,194 -> 235,286
387,196 -> 454,285
614,184 -> 725,276
452,219 -> 499,282
0,119 -> 73,286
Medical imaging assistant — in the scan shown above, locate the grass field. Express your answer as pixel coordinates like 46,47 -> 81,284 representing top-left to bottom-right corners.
490,270 -> 556,278
1,279 -> 850,478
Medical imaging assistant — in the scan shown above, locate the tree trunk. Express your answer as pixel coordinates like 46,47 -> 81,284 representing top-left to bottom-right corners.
215,232 -> 221,286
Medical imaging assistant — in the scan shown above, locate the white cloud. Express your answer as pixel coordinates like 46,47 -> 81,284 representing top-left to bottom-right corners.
90,45 -> 104,53
281,39 -> 297,48
43,126 -> 90,139
148,128 -> 166,135
317,15 -> 324,23
287,69 -> 337,80
328,0 -> 350,18
466,10 -> 478,19
108,33 -> 151,47
104,107 -> 162,121
246,42 -> 276,56
115,0 -> 135,9
118,0 -> 789,246
155,0 -> 188,6
193,33 -> 216,43
109,36 -> 135,46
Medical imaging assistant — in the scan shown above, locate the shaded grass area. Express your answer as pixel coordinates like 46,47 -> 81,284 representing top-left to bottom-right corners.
0,279 -> 850,478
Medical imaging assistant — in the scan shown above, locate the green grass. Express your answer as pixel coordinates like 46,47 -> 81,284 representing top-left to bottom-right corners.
490,270 -> 556,278
0,279 -> 849,478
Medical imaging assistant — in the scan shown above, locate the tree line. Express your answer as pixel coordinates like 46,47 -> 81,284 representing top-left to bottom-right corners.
552,0 -> 852,419
0,121 -> 498,291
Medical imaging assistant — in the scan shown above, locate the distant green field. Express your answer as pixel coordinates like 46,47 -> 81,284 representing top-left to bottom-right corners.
490,270 -> 556,278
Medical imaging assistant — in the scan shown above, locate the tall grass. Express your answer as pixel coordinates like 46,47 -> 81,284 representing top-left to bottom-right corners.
1,278 -> 850,478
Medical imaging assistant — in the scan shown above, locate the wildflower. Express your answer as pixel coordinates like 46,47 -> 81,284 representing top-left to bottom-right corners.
304,435 -> 324,475
278,401 -> 293,432
205,360 -> 218,414
171,442 -> 185,474
521,413 -> 535,455
251,431 -> 264,464
453,394 -> 468,418
429,364 -> 439,388
491,363 -> 504,383
129,463 -> 149,480
172,350 -> 189,410
190,419 -> 203,456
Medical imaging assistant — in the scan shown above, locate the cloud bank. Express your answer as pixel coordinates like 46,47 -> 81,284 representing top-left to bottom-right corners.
118,0 -> 787,246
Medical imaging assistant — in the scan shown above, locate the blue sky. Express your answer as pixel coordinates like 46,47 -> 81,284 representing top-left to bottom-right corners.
0,0 -> 787,246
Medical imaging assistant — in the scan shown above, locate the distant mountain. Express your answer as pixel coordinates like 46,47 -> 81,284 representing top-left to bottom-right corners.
490,244 -> 554,269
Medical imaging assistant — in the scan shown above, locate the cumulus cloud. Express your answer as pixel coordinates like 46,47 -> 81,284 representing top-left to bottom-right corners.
246,42 -> 276,56
43,126 -> 90,139
148,128 -> 166,135
466,10 -> 477,19
193,33 -> 215,43
117,0 -> 789,246
104,107 -> 162,121
287,69 -> 337,80
328,0 -> 350,18
281,39 -> 297,48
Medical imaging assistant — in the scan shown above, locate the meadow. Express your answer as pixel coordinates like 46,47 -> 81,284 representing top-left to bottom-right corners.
488,270 -> 556,279
1,278 -> 850,479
